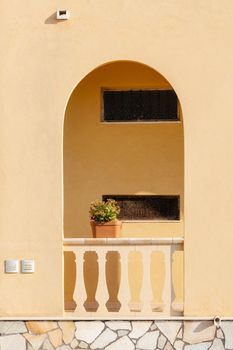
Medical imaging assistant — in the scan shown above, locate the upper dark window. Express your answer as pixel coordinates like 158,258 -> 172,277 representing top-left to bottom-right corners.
102,89 -> 178,122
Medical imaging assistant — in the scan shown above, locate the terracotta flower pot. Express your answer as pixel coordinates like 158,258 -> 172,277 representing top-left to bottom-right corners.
90,220 -> 122,238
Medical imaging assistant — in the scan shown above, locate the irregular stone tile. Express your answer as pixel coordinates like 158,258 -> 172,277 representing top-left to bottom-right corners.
129,321 -> 152,339
136,330 -> 159,350
57,346 -> 72,350
75,321 -> 104,343
0,334 -> 26,350
0,321 -> 27,334
183,322 -> 215,344
164,342 -> 175,350
59,321 -> 76,344
221,322 -> 233,349
184,343 -> 212,350
216,328 -> 224,339
48,328 -> 63,347
91,328 -> 117,349
177,328 -> 183,339
158,334 -> 167,349
105,336 -> 134,350
106,321 -> 131,331
150,322 -> 158,331
78,341 -> 88,348
174,340 -> 184,350
71,339 -> 79,348
23,333 -> 47,350
26,321 -> 58,334
117,329 -> 129,337
209,338 -> 225,350
42,338 -> 54,350
156,322 -> 182,345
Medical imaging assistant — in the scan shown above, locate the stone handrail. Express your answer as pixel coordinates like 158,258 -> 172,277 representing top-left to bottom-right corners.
63,237 -> 184,245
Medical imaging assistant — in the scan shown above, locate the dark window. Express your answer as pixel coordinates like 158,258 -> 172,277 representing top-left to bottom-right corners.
103,90 -> 178,122
102,195 -> 180,220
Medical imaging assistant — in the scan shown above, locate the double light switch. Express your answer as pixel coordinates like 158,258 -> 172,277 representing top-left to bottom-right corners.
4,260 -> 35,273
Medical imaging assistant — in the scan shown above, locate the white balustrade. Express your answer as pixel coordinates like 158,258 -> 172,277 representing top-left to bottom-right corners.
63,238 -> 184,318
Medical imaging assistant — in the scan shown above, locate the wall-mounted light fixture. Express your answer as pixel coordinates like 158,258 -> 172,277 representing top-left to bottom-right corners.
56,10 -> 70,20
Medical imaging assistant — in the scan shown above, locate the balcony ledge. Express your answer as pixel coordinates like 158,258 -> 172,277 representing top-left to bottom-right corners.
63,237 -> 184,246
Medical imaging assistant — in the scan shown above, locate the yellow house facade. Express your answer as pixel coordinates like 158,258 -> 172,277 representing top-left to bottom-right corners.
0,1 -> 233,349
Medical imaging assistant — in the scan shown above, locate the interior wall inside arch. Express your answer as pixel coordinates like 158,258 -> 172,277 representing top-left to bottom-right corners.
63,61 -> 184,238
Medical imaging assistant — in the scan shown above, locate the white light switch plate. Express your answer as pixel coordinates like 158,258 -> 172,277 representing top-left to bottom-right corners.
4,260 -> 19,273
21,260 -> 35,273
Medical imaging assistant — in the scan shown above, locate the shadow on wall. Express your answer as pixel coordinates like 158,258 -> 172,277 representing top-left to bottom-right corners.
44,12 -> 58,24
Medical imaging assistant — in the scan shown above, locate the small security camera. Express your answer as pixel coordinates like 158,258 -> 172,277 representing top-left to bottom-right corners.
214,316 -> 221,328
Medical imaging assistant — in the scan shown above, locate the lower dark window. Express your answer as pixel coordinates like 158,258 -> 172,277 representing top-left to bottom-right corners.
103,89 -> 178,122
102,195 -> 180,220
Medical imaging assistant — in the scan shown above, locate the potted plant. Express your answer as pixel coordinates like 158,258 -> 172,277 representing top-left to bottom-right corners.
89,199 -> 122,238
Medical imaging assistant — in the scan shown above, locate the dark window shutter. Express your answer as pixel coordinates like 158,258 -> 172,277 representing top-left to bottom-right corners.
103,90 -> 178,122
102,195 -> 180,220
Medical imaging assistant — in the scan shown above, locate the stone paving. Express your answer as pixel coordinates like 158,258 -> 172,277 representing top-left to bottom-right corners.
0,320 -> 232,350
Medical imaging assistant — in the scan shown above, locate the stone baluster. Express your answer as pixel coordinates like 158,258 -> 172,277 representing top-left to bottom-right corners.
140,248 -> 152,314
118,249 -> 131,315
162,245 -> 172,314
128,250 -> 143,312
150,250 -> 166,312
95,247 -> 109,314
171,246 -> 184,313
73,248 -> 86,315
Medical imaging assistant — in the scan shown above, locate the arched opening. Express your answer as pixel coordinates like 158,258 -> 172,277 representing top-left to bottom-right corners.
63,60 -> 184,315
63,60 -> 184,239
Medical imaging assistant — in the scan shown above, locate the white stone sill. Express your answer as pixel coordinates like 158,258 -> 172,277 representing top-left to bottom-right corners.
121,220 -> 181,223
0,316 -> 232,321
101,121 -> 182,125
63,237 -> 184,246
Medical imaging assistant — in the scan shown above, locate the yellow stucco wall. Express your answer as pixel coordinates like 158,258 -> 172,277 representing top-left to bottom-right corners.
0,0 -> 233,316
64,61 -> 184,238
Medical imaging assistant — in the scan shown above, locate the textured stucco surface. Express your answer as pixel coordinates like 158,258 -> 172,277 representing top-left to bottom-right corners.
0,0 -> 233,316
